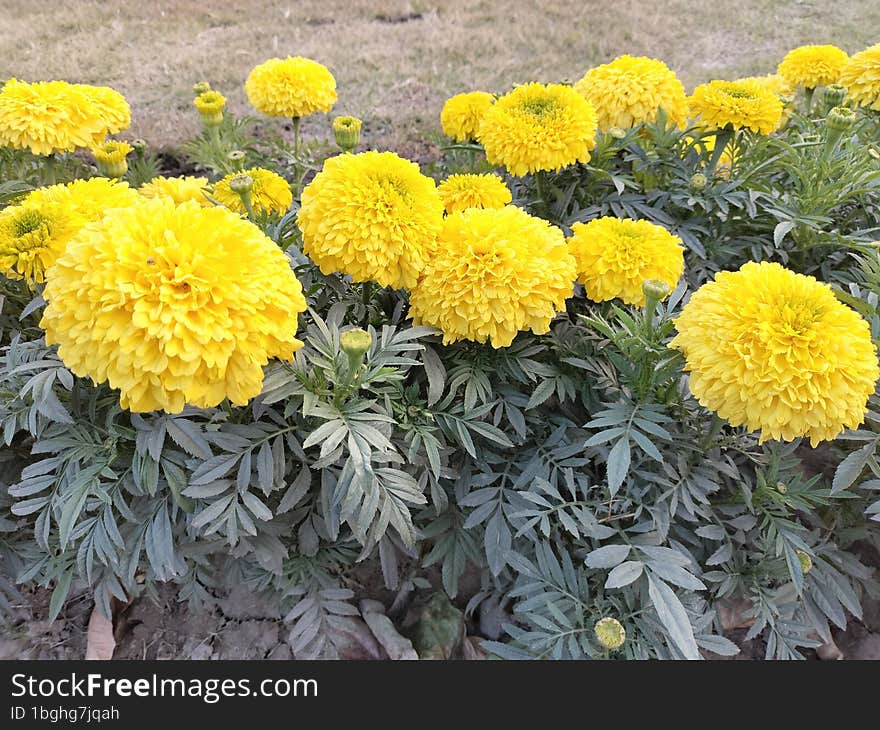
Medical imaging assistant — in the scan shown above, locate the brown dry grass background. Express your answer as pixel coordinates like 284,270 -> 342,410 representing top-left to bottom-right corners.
2,0 -> 879,150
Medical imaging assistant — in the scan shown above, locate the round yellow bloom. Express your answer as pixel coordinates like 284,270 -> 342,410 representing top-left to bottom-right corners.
437,174 -> 512,214
140,176 -> 211,207
688,79 -> 783,135
0,178 -> 138,285
574,55 -> 688,131
409,206 -> 575,348
670,261 -> 879,447
594,617 -> 626,650
478,83 -> 598,176
298,151 -> 443,289
41,198 -> 307,413
778,45 -> 849,89
75,84 -> 131,141
737,74 -> 795,100
568,217 -> 683,307
440,91 -> 495,142
245,56 -> 337,118
839,43 -> 880,111
213,167 -> 292,216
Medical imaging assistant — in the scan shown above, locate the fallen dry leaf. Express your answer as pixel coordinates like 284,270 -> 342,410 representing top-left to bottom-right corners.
85,604 -> 116,660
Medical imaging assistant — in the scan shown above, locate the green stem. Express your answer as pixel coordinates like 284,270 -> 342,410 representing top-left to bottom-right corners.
292,116 -> 302,159
238,189 -> 256,221
535,170 -> 551,217
361,281 -> 373,327
44,153 -> 57,185
804,87 -> 815,116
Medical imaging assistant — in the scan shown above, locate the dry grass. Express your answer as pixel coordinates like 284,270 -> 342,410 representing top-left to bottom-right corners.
2,0 -> 879,150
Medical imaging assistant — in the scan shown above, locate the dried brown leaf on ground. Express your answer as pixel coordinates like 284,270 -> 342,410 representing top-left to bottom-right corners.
85,604 -> 116,660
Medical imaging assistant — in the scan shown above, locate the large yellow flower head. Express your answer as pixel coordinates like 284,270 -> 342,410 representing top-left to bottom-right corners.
437,173 -> 512,214
839,43 -> 880,111
0,178 -> 138,285
212,167 -> 292,216
297,151 -> 443,289
41,198 -> 307,413
670,261 -> 879,446
140,176 -> 212,207
778,45 -> 849,89
245,56 -> 337,118
574,55 -> 688,131
409,206 -> 576,348
440,91 -> 495,142
478,83 -> 598,177
567,217 -> 684,306
688,79 -> 783,135
75,84 -> 131,141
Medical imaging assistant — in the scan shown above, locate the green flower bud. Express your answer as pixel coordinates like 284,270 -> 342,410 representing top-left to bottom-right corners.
193,81 -> 212,96
340,328 -> 372,359
227,150 -> 246,171
608,127 -> 627,140
826,106 -> 857,134
642,278 -> 672,303
595,617 -> 626,650
131,138 -> 147,159
822,84 -> 847,110
228,173 -> 253,196
690,172 -> 708,190
333,116 -> 362,153
776,481 -> 788,494
796,550 -> 813,575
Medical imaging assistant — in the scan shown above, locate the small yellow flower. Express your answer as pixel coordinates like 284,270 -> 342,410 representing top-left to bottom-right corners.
193,90 -> 226,126
478,83 -> 597,177
437,173 -> 512,214
298,151 -> 443,290
92,140 -> 133,178
839,42 -> 880,111
778,45 -> 849,89
670,261 -> 880,446
574,55 -> 688,131
245,56 -> 337,118
333,116 -> 362,152
688,79 -> 783,135
41,198 -> 308,413
440,91 -> 495,142
567,217 -> 684,306
139,176 -> 212,207
796,551 -> 813,575
213,167 -> 292,216
594,617 -> 626,651
409,206 -> 576,348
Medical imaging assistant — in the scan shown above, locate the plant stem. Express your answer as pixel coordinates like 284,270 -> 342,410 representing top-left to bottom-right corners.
706,128 -> 734,179
292,116 -> 302,159
535,170 -> 551,217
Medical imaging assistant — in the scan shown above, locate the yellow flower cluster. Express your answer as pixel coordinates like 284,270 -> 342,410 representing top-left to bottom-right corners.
778,45 -> 849,89
212,168 -> 292,216
140,176 -> 212,207
574,55 -> 688,131
688,79 -> 783,135
567,217 -> 684,306
245,56 -> 337,118
437,174 -> 511,214
298,151 -> 443,289
0,178 -> 138,285
478,83 -> 598,176
840,42 -> 880,111
0,79 -> 129,155
41,198 -> 307,413
670,261 -> 879,446
440,91 -> 495,142
409,206 -> 575,347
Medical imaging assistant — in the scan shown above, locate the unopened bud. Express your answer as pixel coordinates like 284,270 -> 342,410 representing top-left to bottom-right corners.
643,278 -> 672,303
822,84 -> 847,109
91,140 -> 132,178
608,127 -> 627,140
228,173 -> 253,196
340,328 -> 372,359
227,150 -> 246,171
776,481 -> 788,494
193,81 -> 212,96
333,116 -> 362,153
194,90 -> 226,128
796,550 -> 813,575
594,617 -> 626,650
690,172 -> 708,190
826,106 -> 856,134
131,138 -> 147,159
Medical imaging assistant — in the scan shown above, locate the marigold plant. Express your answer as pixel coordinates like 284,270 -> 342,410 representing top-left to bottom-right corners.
440,91 -> 495,142
688,79 -> 784,134
839,42 -> 880,111
245,56 -> 337,118
778,44 -> 849,89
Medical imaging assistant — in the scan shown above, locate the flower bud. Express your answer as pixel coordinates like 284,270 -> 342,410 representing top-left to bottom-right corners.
821,84 -> 847,110
193,81 -> 212,96
796,550 -> 813,575
228,173 -> 253,196
227,150 -> 246,171
194,90 -> 226,128
776,481 -> 788,494
594,617 -> 626,650
608,127 -> 627,140
340,328 -> 372,359
131,138 -> 147,159
91,140 -> 132,178
333,116 -> 362,153
870,147 -> 880,160
642,278 -> 672,303
826,106 -> 856,134
690,172 -> 708,190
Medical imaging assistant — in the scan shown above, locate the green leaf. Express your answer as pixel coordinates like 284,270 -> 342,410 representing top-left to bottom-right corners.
647,575 -> 700,660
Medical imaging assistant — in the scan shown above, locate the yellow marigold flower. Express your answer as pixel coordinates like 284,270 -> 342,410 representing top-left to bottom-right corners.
75,84 -> 131,141
568,217 -> 683,306
213,167 -> 292,216
478,83 -> 598,177
437,173 -> 512,214
688,79 -> 783,135
409,206 -> 575,348
440,91 -> 495,142
839,43 -> 880,111
574,55 -> 688,131
778,45 -> 849,89
670,261 -> 880,447
0,178 -> 138,285
139,176 -> 212,207
92,140 -> 132,177
193,90 -> 226,126
297,151 -> 443,289
737,74 -> 794,128
41,198 -> 307,413
245,56 -> 337,118
594,617 -> 626,651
